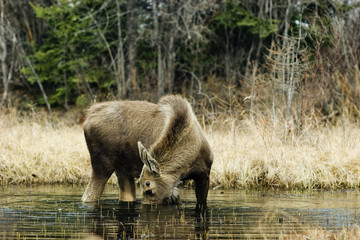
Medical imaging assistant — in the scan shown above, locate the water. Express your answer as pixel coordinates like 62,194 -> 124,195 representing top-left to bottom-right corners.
0,185 -> 359,239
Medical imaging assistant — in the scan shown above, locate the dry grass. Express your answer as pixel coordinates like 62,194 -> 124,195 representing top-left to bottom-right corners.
208,118 -> 360,190
0,109 -> 91,185
1,109 -> 360,190
280,226 -> 360,240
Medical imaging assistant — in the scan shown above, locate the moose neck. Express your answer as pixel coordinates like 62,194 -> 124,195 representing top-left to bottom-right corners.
161,171 -> 181,189
149,95 -> 202,189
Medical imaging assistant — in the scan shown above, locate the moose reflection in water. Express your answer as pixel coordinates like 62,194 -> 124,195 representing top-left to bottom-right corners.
89,201 -> 210,239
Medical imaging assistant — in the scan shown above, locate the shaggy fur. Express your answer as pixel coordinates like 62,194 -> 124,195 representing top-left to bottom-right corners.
81,95 -> 213,209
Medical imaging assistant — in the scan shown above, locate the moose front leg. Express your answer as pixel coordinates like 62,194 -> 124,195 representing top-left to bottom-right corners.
115,169 -> 136,202
82,170 -> 112,202
194,175 -> 210,211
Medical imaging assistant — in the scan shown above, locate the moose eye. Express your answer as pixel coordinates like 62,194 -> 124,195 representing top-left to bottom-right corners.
145,181 -> 150,187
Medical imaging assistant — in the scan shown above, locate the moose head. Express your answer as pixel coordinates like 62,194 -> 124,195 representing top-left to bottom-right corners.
137,141 -> 181,205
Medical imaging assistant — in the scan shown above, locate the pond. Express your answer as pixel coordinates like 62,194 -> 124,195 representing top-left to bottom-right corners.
0,185 -> 359,239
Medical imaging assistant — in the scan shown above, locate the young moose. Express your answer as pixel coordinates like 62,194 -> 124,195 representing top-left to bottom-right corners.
81,95 -> 213,209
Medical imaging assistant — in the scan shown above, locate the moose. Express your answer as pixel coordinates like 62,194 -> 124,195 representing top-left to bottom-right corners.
81,95 -> 213,209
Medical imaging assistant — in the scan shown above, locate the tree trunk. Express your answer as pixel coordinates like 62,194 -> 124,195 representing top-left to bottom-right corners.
126,0 -> 138,98
90,12 -> 120,100
167,35 -> 175,94
0,0 -> 9,107
18,39 -> 52,118
224,24 -> 232,83
116,0 -> 126,99
165,0 -> 175,94
152,0 -> 164,99
63,70 -> 68,110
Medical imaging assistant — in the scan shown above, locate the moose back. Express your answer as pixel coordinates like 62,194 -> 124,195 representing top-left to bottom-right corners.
81,95 -> 213,209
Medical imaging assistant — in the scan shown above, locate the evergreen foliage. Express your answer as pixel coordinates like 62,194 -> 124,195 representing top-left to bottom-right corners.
0,0 -> 359,122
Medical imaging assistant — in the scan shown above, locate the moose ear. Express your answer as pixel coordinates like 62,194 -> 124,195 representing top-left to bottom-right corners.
137,141 -> 159,174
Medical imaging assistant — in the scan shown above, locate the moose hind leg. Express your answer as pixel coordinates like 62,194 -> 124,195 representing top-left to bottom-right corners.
195,175 -> 210,211
115,169 -> 136,202
82,170 -> 112,202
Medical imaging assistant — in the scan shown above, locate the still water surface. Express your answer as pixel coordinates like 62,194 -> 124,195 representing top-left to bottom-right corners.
0,185 -> 359,239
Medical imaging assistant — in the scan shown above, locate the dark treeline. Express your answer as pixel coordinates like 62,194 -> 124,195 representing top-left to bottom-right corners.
0,0 -> 360,125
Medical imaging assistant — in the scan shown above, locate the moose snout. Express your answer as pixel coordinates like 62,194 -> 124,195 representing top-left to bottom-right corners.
145,189 -> 153,196
162,194 -> 181,205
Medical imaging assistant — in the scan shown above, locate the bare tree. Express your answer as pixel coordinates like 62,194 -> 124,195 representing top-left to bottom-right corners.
126,0 -> 138,97
116,0 -> 126,99
83,0 -> 126,100
0,0 -> 52,110
151,0 -> 215,98
0,0 -> 9,107
19,40 -> 52,117
152,0 -> 165,99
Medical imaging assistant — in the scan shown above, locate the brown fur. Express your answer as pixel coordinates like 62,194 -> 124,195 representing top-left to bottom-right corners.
81,95 -> 213,209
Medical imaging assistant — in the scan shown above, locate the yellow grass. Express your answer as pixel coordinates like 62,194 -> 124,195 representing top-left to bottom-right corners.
208,119 -> 360,189
1,110 -> 360,190
0,110 -> 91,185
280,226 -> 360,240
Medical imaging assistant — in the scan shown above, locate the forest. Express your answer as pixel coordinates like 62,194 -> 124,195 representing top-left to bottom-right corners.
1,0 -> 360,127
1,0 -> 360,199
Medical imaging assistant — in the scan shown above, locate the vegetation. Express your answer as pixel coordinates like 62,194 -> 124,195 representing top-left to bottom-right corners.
0,110 -> 89,185
0,1 -> 359,125
0,0 -> 360,189
1,109 -> 359,190
281,226 -> 360,240
209,117 -> 360,189
2,3 -> 360,238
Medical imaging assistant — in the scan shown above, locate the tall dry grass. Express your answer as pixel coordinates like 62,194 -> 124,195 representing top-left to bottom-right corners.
208,117 -> 360,190
280,226 -> 360,240
0,110 -> 91,185
1,109 -> 360,190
